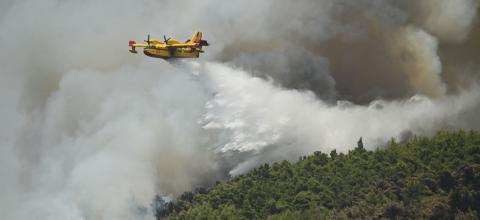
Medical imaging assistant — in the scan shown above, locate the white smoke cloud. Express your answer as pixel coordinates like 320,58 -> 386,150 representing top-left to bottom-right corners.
2,62 -> 220,220
1,0 -> 480,219
195,62 -> 480,175
2,59 -> 480,219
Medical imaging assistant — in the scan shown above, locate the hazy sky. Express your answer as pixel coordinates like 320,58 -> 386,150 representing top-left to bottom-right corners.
0,0 -> 479,219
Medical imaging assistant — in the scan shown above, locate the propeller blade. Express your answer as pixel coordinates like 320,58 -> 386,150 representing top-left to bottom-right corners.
145,34 -> 151,46
163,35 -> 171,44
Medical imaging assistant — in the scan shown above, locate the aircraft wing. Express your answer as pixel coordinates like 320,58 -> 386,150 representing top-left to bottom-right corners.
165,43 -> 198,48
148,43 -> 198,49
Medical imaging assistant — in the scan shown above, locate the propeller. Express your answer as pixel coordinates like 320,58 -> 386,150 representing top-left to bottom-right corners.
163,35 -> 171,44
144,34 -> 150,46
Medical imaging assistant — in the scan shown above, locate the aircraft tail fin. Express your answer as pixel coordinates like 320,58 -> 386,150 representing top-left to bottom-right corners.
190,31 -> 202,43
189,31 -> 209,47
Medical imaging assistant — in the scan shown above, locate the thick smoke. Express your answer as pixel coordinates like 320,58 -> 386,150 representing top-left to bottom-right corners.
220,0 -> 480,102
402,0 -> 479,43
0,0 -> 479,219
198,62 -> 480,175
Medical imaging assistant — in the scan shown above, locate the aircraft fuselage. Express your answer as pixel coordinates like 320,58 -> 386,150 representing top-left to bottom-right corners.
143,47 -> 200,59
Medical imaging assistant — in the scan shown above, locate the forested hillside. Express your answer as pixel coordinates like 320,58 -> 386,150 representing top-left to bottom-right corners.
155,130 -> 480,219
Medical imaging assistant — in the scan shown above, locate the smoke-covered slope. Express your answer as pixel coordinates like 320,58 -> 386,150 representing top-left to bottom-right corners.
0,0 -> 479,219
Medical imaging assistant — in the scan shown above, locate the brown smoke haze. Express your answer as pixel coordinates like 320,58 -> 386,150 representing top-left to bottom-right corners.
0,0 -> 479,219
224,0 -> 480,103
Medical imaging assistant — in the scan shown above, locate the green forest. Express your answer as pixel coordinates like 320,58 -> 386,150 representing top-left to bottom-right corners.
153,130 -> 480,219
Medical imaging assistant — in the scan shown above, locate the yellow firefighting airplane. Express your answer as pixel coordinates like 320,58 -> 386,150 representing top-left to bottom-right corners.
128,31 -> 209,59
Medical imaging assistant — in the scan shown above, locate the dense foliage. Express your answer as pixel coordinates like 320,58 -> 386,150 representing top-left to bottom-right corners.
155,130 -> 480,219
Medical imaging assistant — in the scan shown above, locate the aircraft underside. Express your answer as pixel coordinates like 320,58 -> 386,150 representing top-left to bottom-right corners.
143,48 -> 200,59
